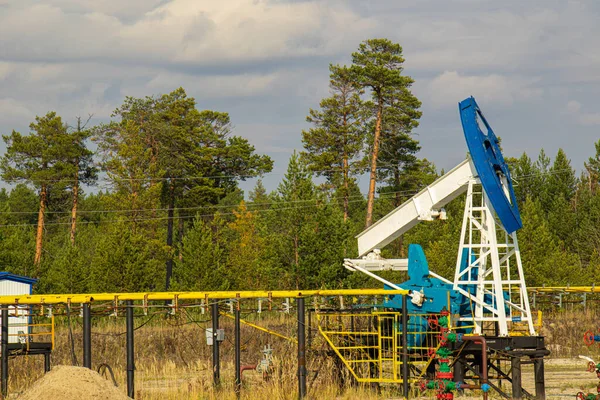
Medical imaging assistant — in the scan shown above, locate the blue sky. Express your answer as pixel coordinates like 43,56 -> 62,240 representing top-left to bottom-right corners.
0,0 -> 599,194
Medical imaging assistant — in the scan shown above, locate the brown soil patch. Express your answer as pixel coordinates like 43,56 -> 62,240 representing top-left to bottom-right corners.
17,365 -> 129,400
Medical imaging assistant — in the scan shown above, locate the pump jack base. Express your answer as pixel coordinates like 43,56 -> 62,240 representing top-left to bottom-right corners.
450,335 -> 549,399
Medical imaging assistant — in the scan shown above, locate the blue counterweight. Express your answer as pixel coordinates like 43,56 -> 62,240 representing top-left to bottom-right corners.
384,244 -> 464,315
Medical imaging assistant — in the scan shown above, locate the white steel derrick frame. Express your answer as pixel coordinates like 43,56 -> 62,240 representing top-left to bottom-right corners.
453,180 -> 535,336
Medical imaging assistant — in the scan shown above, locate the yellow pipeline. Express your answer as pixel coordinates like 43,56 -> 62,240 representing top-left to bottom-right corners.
528,287 -> 600,293
0,289 -> 407,305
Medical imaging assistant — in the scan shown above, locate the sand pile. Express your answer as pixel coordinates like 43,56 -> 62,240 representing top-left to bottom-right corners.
18,365 -> 130,400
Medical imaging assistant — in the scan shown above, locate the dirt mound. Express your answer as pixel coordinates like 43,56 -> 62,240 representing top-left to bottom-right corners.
18,365 -> 130,400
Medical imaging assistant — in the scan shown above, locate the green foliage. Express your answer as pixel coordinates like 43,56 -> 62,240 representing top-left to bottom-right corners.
1,112 -> 71,187
89,222 -> 166,292
509,153 -> 540,205
351,39 -> 413,101
584,139 -> 600,193
96,87 -> 272,289
519,197 -> 584,285
0,226 -> 35,276
173,215 -> 228,291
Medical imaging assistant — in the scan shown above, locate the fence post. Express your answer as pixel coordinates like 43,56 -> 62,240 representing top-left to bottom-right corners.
212,302 -> 220,387
126,300 -> 135,398
235,300 -> 241,399
83,303 -> 92,369
44,353 -> 51,373
1,306 -> 8,398
297,297 -> 306,399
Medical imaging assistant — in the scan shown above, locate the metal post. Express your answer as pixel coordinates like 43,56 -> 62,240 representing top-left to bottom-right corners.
453,357 -> 465,390
1,307 -> 8,398
297,297 -> 306,399
211,302 -> 220,386
83,303 -> 92,369
44,352 -> 51,373
235,302 -> 241,398
533,357 -> 546,400
402,295 -> 409,398
511,355 -> 522,400
126,300 -> 135,399
307,308 -> 312,348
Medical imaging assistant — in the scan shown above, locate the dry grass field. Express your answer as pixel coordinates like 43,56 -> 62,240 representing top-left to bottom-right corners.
4,308 -> 600,399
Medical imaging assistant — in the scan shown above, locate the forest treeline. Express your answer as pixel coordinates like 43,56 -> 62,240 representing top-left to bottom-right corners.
0,39 -> 598,294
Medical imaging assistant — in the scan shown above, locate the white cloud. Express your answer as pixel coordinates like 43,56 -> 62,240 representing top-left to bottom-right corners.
0,63 -> 13,81
1,0 -> 600,186
146,71 -> 281,98
0,98 -> 34,125
426,71 -> 542,108
567,100 -> 581,114
566,100 -> 600,126
0,0 -> 375,67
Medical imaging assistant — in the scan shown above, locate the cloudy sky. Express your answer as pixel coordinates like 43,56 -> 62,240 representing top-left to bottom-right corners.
0,0 -> 599,193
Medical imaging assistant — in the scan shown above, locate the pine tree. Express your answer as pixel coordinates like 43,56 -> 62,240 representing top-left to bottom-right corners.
226,202 -> 266,289
584,139 -> 600,193
1,112 -> 74,273
249,179 -> 271,209
519,197 -> 583,285
271,152 -> 316,288
89,222 -> 166,292
173,215 -> 228,290
509,153 -> 541,206
67,116 -> 97,245
545,149 -> 577,204
351,38 -> 422,227
301,65 -> 366,222
97,88 -> 273,290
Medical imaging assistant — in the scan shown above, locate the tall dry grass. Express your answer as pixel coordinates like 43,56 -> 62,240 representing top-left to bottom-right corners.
540,308 -> 600,359
5,307 -> 600,399
6,310 -> 401,399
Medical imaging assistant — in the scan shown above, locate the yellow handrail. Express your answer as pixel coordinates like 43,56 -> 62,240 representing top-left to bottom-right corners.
220,311 -> 297,343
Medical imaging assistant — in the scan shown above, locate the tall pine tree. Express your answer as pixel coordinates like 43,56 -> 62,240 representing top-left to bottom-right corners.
1,112 -> 74,273
301,65 -> 366,222
351,38 -> 421,227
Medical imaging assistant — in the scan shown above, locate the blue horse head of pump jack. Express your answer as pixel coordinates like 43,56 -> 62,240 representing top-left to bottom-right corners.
383,244 -> 510,347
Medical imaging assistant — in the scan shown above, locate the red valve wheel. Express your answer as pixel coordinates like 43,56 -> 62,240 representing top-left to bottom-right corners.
576,392 -> 585,400
584,331 -> 595,346
428,316 -> 439,329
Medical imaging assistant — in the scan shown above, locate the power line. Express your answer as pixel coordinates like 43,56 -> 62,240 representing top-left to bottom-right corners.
0,187 -> 422,216
0,166 -> 580,219
0,197 -> 377,227
0,187 -> 430,228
